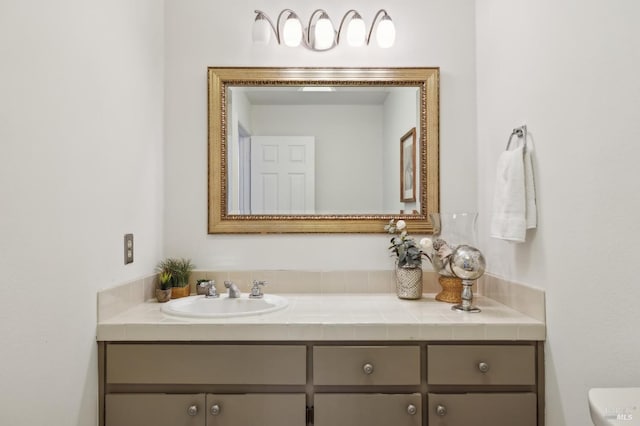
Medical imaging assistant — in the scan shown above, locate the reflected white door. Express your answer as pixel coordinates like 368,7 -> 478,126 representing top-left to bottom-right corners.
250,136 -> 315,214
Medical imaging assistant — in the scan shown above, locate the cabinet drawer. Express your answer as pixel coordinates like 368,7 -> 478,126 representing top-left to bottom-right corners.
427,344 -> 535,385
206,394 -> 306,426
315,393 -> 421,426
106,393 -> 205,426
313,346 -> 420,386
106,344 -> 306,385
428,393 -> 536,426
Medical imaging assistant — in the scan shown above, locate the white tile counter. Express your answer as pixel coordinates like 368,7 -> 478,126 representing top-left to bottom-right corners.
97,293 -> 545,341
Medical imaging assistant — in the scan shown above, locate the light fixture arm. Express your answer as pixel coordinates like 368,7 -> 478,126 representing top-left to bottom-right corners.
366,9 -> 390,45
276,8 -> 299,44
336,9 -> 361,45
254,10 -> 279,44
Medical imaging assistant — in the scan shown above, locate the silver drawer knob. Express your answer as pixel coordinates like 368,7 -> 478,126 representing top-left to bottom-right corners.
187,405 -> 198,416
478,361 -> 490,373
362,363 -> 374,375
210,404 -> 221,415
436,404 -> 447,417
407,404 -> 417,415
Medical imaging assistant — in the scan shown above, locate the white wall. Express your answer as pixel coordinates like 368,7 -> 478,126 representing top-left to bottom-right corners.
476,1 -> 640,424
0,1 -> 164,425
251,104 -> 384,213
164,0 -> 477,270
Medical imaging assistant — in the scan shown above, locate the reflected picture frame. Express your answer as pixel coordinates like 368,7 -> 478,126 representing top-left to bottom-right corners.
400,127 -> 417,202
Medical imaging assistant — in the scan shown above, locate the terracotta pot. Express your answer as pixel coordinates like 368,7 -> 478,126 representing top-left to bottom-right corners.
171,286 -> 190,299
435,275 -> 463,303
155,288 -> 171,303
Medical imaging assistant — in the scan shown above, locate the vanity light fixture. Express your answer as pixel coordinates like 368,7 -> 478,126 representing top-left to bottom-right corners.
252,9 -> 396,51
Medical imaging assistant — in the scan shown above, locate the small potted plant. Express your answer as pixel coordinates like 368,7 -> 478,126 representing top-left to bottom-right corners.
156,271 -> 172,303
156,257 -> 195,299
385,219 -> 424,299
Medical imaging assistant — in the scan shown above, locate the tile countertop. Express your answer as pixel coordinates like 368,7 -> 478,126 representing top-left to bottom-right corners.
97,293 -> 545,342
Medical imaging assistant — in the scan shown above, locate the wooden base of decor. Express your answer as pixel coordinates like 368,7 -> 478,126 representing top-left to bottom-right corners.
436,276 -> 463,303
155,289 -> 171,303
171,286 -> 190,299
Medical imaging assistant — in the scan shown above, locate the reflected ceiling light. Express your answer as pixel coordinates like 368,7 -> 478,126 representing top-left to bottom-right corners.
252,9 -> 395,51
298,86 -> 336,92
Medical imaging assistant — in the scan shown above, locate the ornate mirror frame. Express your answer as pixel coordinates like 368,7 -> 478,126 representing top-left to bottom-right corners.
208,67 -> 439,234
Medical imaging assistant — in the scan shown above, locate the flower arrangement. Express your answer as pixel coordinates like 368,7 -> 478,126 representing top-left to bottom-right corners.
385,219 -> 454,275
385,219 -> 422,267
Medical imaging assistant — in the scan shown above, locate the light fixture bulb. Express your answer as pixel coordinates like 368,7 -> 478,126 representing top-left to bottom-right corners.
283,15 -> 302,47
252,16 -> 271,45
346,15 -> 366,47
314,14 -> 334,50
376,15 -> 396,48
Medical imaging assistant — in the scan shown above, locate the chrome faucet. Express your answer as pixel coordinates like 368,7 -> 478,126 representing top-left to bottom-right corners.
249,280 -> 267,299
205,281 -> 219,298
224,280 -> 241,298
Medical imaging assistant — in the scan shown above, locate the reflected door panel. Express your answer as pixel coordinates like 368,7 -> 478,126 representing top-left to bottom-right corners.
250,136 -> 315,214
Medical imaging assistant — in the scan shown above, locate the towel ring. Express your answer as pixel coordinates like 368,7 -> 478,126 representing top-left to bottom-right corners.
506,125 -> 527,150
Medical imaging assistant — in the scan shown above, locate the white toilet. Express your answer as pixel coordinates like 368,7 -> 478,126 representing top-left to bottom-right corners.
589,388 -> 640,425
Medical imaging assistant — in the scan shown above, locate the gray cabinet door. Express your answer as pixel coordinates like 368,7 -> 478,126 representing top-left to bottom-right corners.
206,394 -> 306,426
428,393 -> 537,426
314,393 -> 421,426
105,393 -> 205,426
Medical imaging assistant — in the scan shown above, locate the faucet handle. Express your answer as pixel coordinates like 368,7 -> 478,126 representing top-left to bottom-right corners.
249,280 -> 267,298
206,282 -> 219,298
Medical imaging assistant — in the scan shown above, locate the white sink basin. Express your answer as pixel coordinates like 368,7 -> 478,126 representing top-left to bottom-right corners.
161,294 -> 288,318
589,387 -> 640,425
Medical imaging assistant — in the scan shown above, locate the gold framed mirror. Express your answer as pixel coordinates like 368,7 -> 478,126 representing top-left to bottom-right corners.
208,67 -> 439,234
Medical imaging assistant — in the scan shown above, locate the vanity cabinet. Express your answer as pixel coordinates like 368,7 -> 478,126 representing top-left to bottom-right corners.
99,342 -> 543,426
105,393 -> 305,426
314,393 -> 421,426
427,393 -> 537,426
105,393 -> 205,426
426,344 -> 541,426
313,346 -> 422,426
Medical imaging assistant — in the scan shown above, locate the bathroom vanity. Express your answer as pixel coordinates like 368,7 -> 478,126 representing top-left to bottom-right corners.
97,292 -> 545,426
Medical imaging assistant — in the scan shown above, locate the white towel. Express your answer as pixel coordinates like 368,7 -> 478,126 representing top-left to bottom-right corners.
490,144 -> 537,242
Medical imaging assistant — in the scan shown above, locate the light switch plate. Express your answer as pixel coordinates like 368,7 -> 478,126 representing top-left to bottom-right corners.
124,233 -> 134,265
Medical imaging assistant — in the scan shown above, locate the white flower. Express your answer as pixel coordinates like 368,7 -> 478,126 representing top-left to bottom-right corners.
419,237 -> 433,251
396,220 -> 406,230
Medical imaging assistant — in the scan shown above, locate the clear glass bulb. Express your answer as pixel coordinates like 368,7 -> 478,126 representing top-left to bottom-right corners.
346,16 -> 366,47
252,18 -> 271,45
376,16 -> 396,48
283,16 -> 302,47
314,15 -> 334,50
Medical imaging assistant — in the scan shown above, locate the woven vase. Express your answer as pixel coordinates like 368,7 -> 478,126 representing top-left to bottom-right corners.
435,275 -> 463,303
395,265 -> 423,300
171,286 -> 190,299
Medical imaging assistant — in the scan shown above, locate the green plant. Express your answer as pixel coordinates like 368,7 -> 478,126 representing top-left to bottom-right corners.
156,258 -> 195,288
158,271 -> 173,290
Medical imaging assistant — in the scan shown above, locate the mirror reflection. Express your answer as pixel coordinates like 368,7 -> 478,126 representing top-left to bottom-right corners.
227,86 -> 420,215
208,68 -> 439,234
